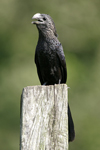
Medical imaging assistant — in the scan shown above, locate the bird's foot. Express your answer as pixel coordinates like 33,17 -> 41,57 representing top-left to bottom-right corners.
58,79 -> 61,84
43,82 -> 47,85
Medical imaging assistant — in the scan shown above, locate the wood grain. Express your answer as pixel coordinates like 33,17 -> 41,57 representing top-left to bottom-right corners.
20,84 -> 68,150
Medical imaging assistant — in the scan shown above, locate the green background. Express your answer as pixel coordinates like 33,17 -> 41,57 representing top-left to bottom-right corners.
0,0 -> 100,150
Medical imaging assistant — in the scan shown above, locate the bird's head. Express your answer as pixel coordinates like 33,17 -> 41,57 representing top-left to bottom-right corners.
32,13 -> 57,37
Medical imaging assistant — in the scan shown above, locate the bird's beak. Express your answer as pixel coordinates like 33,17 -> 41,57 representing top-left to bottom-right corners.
31,13 -> 43,24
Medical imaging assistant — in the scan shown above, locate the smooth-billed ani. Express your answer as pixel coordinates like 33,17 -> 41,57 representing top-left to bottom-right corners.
32,13 -> 75,142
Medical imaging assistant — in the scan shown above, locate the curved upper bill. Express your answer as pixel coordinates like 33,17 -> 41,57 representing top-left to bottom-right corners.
31,13 -> 43,24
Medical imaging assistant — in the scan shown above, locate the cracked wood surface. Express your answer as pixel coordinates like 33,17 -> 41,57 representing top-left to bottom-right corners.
20,84 -> 68,150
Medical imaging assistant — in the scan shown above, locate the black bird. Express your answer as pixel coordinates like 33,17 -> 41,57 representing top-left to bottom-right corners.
32,13 -> 75,142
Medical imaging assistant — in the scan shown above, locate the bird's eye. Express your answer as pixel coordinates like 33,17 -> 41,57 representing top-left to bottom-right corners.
43,17 -> 46,21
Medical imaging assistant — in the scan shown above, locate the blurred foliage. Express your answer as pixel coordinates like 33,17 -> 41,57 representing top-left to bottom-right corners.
0,0 -> 100,150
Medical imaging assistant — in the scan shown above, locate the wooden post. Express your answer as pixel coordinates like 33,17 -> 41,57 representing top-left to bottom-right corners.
20,84 -> 68,150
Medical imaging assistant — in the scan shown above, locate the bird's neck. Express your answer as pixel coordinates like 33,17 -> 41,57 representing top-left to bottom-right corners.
38,29 -> 56,41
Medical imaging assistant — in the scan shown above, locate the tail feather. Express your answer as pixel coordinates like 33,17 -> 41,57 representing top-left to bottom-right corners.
68,104 -> 75,142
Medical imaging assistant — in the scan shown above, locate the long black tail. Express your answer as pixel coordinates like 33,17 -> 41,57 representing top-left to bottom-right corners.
68,104 -> 75,142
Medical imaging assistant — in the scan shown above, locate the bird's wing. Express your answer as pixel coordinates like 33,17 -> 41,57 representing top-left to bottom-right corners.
35,51 -> 44,85
56,44 -> 67,83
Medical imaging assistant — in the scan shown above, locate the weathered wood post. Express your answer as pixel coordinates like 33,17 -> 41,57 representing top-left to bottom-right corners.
20,84 -> 68,150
